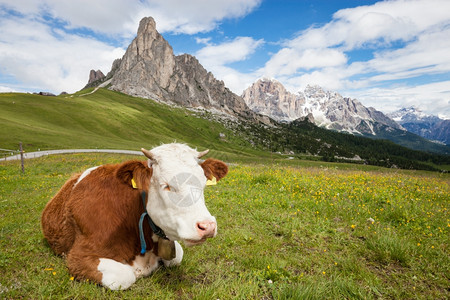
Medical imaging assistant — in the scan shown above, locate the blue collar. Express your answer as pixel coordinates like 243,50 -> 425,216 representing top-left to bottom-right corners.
139,191 -> 168,254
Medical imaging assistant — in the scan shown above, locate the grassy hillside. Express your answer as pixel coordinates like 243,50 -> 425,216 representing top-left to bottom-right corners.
360,122 -> 450,155
282,120 -> 450,171
0,89 -> 266,161
1,89 -> 448,171
0,154 -> 448,298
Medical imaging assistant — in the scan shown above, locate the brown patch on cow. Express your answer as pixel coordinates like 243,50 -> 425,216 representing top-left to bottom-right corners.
201,159 -> 228,181
41,160 -> 155,285
41,173 -> 80,255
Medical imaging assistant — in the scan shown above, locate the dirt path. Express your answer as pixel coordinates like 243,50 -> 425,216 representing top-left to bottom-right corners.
78,79 -> 112,97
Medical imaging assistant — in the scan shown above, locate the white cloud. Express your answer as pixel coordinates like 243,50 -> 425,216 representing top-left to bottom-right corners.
366,28 -> 450,78
196,36 -> 263,66
268,0 -> 450,77
1,0 -> 259,37
345,81 -> 450,119
334,0 -> 450,38
195,37 -> 212,46
0,86 -> 16,93
208,65 -> 258,96
286,0 -> 450,51
258,0 -> 450,117
195,37 -> 264,93
0,15 -> 124,93
264,48 -> 347,77
0,0 -> 138,37
135,0 -> 262,34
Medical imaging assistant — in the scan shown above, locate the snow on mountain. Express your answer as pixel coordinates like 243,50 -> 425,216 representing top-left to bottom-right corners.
388,107 -> 431,122
387,107 -> 449,145
242,78 -> 401,135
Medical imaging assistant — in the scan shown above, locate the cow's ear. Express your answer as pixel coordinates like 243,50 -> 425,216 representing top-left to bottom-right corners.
116,160 -> 152,190
200,158 -> 228,181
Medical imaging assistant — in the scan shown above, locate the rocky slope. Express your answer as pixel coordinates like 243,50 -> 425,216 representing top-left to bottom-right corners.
388,107 -> 450,145
88,70 -> 105,84
242,78 -> 401,135
105,17 -> 265,122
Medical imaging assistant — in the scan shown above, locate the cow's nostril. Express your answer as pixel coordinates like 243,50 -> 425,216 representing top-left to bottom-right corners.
196,221 -> 216,238
197,221 -> 212,231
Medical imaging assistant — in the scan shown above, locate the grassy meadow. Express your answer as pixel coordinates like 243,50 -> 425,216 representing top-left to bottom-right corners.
0,89 -> 266,160
0,154 -> 448,299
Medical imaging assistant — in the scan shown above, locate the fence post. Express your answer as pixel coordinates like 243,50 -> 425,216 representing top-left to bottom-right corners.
19,142 -> 25,173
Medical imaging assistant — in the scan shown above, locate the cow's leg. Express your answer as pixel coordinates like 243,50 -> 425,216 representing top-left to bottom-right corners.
97,258 -> 136,290
67,241 -> 135,290
162,241 -> 184,267
131,251 -> 160,278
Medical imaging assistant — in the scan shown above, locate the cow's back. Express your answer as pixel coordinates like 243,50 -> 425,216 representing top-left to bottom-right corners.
41,174 -> 80,255
42,161 -> 149,262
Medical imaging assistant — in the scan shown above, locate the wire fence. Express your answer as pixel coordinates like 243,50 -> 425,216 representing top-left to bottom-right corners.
0,148 -> 20,160
1,143 -> 25,172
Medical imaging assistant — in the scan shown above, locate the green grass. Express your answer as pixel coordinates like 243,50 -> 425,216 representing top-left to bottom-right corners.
0,89 -> 266,160
1,154 -> 448,299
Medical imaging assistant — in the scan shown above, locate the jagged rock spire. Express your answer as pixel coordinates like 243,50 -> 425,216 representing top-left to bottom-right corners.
108,17 -> 263,121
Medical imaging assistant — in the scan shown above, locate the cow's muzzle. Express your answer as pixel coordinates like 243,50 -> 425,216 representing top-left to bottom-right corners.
196,220 -> 216,239
184,220 -> 217,246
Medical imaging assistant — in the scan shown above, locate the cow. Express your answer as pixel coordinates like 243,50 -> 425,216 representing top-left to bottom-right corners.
41,143 -> 228,290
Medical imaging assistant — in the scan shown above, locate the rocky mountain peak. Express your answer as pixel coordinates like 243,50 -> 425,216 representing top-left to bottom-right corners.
138,16 -> 156,35
304,84 -> 325,97
257,78 -> 284,92
88,70 -> 105,84
83,69 -> 106,89
388,106 -> 432,122
106,17 -> 263,122
388,107 -> 449,144
242,79 -> 402,135
109,16 -> 175,101
242,78 -> 305,121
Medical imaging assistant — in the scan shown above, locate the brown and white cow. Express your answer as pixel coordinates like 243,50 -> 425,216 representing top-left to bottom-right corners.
41,143 -> 228,290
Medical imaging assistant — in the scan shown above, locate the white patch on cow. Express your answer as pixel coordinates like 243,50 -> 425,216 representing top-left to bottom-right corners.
146,143 -> 218,243
74,166 -> 99,187
162,241 -> 184,267
98,258 -> 136,290
131,251 -> 160,278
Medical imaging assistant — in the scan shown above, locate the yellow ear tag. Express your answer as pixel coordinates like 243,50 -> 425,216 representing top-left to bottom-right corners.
131,178 -> 138,189
206,176 -> 217,186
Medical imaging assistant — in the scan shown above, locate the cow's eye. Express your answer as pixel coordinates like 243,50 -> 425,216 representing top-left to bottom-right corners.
162,184 -> 171,192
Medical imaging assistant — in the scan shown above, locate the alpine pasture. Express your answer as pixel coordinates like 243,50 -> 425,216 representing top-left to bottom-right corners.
0,153 -> 448,299
0,89 -> 448,298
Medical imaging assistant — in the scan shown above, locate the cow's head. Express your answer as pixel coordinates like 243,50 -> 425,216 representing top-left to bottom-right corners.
141,143 -> 228,246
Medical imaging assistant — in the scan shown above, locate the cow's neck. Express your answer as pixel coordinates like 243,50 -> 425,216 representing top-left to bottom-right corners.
139,191 -> 169,255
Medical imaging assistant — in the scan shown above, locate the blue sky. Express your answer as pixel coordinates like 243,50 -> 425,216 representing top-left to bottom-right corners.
1,0 -> 449,118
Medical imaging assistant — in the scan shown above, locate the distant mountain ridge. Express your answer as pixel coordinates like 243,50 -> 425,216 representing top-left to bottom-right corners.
388,107 -> 450,145
240,78 -> 449,154
242,78 -> 401,135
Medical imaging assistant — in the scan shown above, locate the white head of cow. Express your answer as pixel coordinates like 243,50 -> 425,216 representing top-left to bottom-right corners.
141,143 -> 228,246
